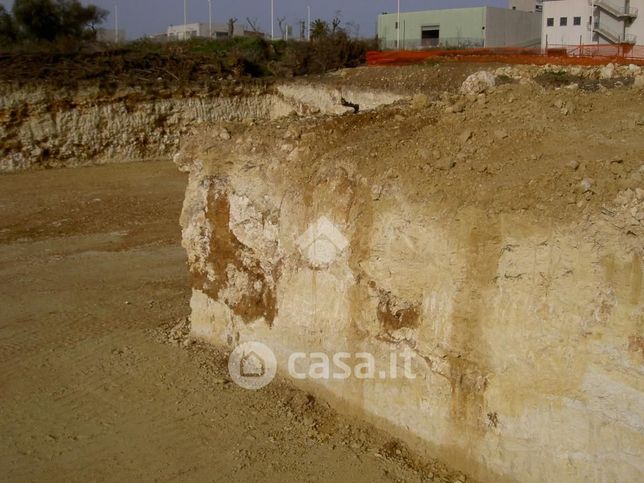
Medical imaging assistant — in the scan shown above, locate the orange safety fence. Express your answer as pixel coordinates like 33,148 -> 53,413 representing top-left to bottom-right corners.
367,44 -> 644,67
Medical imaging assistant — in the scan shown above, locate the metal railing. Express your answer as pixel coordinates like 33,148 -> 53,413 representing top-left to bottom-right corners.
594,21 -> 637,43
594,0 -> 638,18
624,33 -> 638,43
379,37 -> 484,51
554,42 -> 644,59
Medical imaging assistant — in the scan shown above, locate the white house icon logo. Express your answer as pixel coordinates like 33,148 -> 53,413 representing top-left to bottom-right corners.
296,216 -> 348,268
228,342 -> 277,390
240,350 -> 265,378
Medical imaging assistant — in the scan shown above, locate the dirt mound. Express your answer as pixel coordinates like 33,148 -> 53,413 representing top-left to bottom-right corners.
314,62 -> 506,95
318,61 -> 643,95
180,76 -> 644,226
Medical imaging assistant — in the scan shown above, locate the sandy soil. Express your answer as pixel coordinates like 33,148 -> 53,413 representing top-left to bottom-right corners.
0,161 -> 464,482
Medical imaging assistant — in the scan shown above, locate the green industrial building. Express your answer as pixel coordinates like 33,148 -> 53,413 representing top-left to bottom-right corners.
377,6 -> 542,50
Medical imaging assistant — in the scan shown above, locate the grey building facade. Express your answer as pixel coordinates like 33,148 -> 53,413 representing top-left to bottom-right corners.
378,6 -> 542,50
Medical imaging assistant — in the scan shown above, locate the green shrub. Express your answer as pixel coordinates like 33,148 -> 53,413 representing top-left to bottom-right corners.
0,14 -> 377,81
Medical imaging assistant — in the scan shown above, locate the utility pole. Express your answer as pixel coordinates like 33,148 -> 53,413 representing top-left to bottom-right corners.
183,0 -> 187,40
208,0 -> 213,38
307,5 -> 311,41
397,0 -> 400,50
271,0 -> 275,40
114,4 -> 119,43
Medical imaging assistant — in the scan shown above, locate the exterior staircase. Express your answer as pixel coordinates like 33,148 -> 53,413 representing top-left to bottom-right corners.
594,21 -> 637,43
593,1 -> 638,44
594,0 -> 638,19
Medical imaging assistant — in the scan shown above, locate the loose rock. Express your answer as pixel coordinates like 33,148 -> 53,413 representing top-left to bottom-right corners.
460,71 -> 496,95
599,63 -> 615,80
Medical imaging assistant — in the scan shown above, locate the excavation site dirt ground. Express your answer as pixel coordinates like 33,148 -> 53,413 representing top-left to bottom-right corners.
0,162 -> 463,482
1,60 -> 643,482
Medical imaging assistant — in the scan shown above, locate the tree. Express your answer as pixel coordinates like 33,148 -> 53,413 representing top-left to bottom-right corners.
345,20 -> 360,39
246,17 -> 260,34
310,19 -> 329,40
57,1 -> 107,38
13,0 -> 61,41
227,17 -> 237,39
277,16 -> 287,40
299,20 -> 305,40
331,11 -> 342,34
0,5 -> 17,44
12,0 -> 107,42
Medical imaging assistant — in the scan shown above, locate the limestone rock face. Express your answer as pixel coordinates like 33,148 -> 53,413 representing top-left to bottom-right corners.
178,89 -> 643,483
0,83 -> 280,172
0,82 -> 402,172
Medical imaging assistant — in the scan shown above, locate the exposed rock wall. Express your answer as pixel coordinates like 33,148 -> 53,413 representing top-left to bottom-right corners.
0,82 -> 403,172
177,83 -> 643,482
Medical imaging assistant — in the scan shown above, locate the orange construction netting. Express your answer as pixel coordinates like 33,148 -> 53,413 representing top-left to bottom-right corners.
367,45 -> 644,67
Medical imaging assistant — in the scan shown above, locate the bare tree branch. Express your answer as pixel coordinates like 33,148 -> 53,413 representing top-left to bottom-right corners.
227,17 -> 237,38
277,16 -> 287,40
246,17 -> 259,33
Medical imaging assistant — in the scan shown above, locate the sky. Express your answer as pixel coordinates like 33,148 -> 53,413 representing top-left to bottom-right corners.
0,0 -> 508,39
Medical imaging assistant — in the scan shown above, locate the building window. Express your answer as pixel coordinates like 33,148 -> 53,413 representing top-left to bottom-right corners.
573,17 -> 581,26
560,17 -> 568,26
547,18 -> 554,27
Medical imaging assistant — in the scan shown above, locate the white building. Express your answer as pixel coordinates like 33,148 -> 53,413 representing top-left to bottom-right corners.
542,0 -> 644,48
509,0 -> 544,12
167,22 -> 246,40
378,4 -> 542,50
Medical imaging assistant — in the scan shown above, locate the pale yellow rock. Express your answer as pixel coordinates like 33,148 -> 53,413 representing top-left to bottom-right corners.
177,90 -> 643,483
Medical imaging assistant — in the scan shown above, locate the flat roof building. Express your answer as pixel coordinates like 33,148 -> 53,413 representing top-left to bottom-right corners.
167,22 -> 246,41
509,0 -> 544,12
542,0 -> 643,48
377,4 -> 542,50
